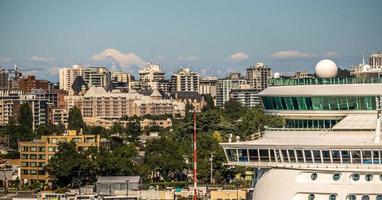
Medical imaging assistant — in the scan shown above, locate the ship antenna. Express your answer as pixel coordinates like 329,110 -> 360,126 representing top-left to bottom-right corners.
375,96 -> 381,143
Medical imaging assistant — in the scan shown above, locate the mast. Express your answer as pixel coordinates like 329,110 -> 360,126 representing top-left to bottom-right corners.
193,110 -> 197,200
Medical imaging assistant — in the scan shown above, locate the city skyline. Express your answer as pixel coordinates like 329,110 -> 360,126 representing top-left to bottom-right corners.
1,0 -> 382,81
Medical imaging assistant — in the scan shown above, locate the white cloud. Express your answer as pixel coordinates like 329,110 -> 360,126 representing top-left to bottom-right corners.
0,57 -> 12,64
48,67 -> 60,76
27,56 -> 54,62
271,50 -> 317,59
227,52 -> 249,62
91,48 -> 146,71
177,56 -> 199,62
323,51 -> 340,58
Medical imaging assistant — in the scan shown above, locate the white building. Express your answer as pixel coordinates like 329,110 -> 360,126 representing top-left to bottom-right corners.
246,63 -> 272,91
59,65 -> 111,92
171,68 -> 200,92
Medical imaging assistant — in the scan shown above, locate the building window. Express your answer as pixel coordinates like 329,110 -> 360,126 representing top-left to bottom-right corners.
333,173 -> 341,181
30,146 -> 37,152
30,154 -> 37,160
380,175 -> 382,181
311,173 -> 318,181
365,174 -> 373,181
351,174 -> 360,181
21,162 -> 28,167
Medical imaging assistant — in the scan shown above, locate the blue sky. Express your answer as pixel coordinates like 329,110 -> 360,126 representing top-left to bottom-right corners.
0,0 -> 381,81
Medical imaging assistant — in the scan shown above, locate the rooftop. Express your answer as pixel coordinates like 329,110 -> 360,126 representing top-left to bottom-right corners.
259,83 -> 382,96
221,130 -> 380,148
268,77 -> 382,87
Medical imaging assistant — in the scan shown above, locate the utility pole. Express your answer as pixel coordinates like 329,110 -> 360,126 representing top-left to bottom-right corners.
193,110 -> 197,200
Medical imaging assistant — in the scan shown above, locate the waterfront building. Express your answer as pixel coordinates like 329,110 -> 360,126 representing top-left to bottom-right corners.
111,71 -> 134,90
221,59 -> 382,199
170,68 -> 200,92
246,63 -> 272,91
170,91 -> 205,112
50,108 -> 68,126
18,130 -> 101,184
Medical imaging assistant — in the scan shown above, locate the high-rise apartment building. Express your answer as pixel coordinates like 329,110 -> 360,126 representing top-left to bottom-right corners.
230,88 -> 261,107
170,68 -> 200,92
18,76 -> 50,93
216,78 -> 248,107
246,62 -> 272,91
59,65 -> 111,92
199,77 -> 217,98
0,69 -> 9,89
0,90 -> 49,130
139,64 -> 165,83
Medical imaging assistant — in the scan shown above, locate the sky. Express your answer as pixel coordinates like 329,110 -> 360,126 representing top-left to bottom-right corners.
0,0 -> 381,82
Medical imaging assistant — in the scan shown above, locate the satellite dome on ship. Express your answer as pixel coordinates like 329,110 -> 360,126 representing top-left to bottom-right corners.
315,59 -> 338,78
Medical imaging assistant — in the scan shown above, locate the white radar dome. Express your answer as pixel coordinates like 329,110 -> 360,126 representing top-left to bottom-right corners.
315,59 -> 338,78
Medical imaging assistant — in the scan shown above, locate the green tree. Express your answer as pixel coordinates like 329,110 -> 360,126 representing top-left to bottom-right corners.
18,103 -> 33,130
223,100 -> 245,120
236,106 -> 284,139
126,119 -> 141,142
68,107 -> 84,131
202,94 -> 215,112
46,142 -> 97,188
144,137 -> 187,181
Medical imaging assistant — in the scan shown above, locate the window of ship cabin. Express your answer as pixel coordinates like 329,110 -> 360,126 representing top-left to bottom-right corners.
347,195 -> 356,200
269,149 -> 276,162
275,149 -> 282,162
376,195 -> 382,200
226,149 -> 238,162
308,194 -> 315,200
259,149 -> 270,162
248,149 -> 259,162
312,150 -> 321,163
322,150 -> 331,163
331,150 -> 341,164
361,195 -> 370,200
304,150 -> 313,163
288,150 -> 296,162
351,150 -> 362,164
362,150 -> 372,164
281,150 -> 289,162
341,151 -> 351,164
329,194 -> 337,200
365,174 -> 373,181
373,150 -> 380,164
296,150 -> 304,163
238,149 -> 248,162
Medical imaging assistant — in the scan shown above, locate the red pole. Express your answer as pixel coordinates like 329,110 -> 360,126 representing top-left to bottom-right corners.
193,110 -> 197,200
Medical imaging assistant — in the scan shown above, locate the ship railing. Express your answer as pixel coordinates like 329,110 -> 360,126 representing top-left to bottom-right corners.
265,127 -> 333,132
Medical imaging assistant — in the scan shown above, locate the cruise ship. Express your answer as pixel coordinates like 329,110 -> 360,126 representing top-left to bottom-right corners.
221,59 -> 382,200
